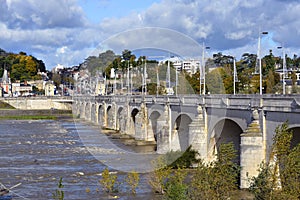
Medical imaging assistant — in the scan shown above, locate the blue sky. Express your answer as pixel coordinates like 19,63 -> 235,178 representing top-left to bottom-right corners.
1,0 -> 300,69
78,0 -> 161,23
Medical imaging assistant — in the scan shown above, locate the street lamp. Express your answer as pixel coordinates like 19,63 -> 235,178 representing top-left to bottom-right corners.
143,58 -> 147,95
256,31 -> 268,95
277,46 -> 286,95
200,43 -> 210,95
233,57 -> 238,95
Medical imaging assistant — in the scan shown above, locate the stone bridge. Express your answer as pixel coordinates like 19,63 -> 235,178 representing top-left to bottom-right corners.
73,94 -> 300,188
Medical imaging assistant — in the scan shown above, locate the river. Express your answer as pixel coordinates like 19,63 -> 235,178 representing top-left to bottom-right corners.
0,119 -> 161,200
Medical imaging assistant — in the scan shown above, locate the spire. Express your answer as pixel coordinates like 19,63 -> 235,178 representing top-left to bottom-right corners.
2,68 -> 9,83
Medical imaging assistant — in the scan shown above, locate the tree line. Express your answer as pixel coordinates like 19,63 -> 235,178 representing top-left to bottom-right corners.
0,48 -> 46,82
83,49 -> 300,95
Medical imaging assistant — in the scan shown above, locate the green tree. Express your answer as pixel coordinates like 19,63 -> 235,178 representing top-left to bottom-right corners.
189,142 -> 240,200
122,49 -> 132,61
262,50 -> 276,75
248,162 -> 276,200
266,70 -> 275,94
149,156 -> 172,194
164,168 -> 188,200
249,122 -> 300,199
206,68 -> 226,94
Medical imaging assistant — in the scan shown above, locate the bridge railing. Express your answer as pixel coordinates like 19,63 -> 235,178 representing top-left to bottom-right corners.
73,94 -> 300,112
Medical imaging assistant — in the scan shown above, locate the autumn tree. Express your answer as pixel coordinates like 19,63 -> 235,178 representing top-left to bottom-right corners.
249,122 -> 300,199
189,142 -> 240,199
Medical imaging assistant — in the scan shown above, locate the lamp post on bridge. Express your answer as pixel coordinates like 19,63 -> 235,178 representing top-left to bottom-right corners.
200,43 -> 210,95
277,45 -> 287,95
256,30 -> 268,95
233,57 -> 238,95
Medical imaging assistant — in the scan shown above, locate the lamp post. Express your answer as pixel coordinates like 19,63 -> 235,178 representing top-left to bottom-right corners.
143,58 -> 147,95
257,31 -> 268,95
233,57 -> 238,95
277,46 -> 286,95
200,43 -> 210,95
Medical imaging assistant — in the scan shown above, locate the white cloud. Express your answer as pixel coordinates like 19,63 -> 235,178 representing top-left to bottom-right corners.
1,0 -> 300,69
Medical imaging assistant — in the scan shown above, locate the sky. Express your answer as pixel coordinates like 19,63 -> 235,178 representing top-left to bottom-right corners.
1,0 -> 300,69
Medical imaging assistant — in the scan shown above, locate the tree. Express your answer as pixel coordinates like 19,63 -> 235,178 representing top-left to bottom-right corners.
164,168 -> 188,200
148,156 -> 172,194
122,49 -> 132,61
249,122 -> 300,199
206,68 -> 226,94
52,73 -> 62,86
189,142 -> 240,200
266,70 -> 275,94
262,50 -> 276,75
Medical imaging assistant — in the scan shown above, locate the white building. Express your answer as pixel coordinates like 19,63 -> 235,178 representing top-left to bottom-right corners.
52,64 -> 65,73
171,59 -> 200,74
12,82 -> 33,97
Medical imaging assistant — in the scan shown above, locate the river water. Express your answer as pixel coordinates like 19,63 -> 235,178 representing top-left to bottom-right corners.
0,119 -> 161,200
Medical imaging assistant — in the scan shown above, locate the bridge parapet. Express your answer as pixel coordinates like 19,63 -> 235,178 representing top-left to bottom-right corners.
76,94 -> 300,112
262,96 -> 300,112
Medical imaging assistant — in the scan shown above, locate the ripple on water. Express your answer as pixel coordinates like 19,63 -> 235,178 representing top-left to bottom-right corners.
0,120 -> 159,200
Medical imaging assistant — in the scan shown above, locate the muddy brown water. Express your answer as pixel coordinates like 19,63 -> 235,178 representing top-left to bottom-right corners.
0,119 -> 162,200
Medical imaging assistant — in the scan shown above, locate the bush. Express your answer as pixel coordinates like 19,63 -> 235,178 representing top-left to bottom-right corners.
166,145 -> 200,169
52,177 -> 64,200
125,171 -> 140,195
148,156 -> 172,194
164,168 -> 188,200
99,168 -> 118,193
189,142 -> 240,200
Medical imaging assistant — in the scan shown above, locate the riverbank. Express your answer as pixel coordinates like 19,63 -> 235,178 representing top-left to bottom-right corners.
0,109 -> 72,120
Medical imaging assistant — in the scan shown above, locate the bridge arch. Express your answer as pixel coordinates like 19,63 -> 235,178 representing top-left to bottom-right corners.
84,102 -> 91,120
117,107 -> 125,132
171,114 -> 193,152
91,103 -> 96,123
149,111 -> 161,142
79,102 -> 85,119
128,108 -> 139,136
131,108 -> 139,123
209,118 -> 243,164
289,126 -> 300,149
107,105 -> 115,129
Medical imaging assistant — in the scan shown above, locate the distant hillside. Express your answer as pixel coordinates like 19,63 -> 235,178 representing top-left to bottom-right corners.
0,48 -> 46,82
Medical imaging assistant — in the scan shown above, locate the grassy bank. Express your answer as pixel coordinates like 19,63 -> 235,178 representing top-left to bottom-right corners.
0,109 -> 72,120
0,101 -> 15,109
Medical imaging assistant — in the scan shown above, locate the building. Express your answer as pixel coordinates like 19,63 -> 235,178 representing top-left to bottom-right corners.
11,82 -> 33,97
171,59 -> 200,74
44,81 -> 56,96
0,69 -> 12,97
